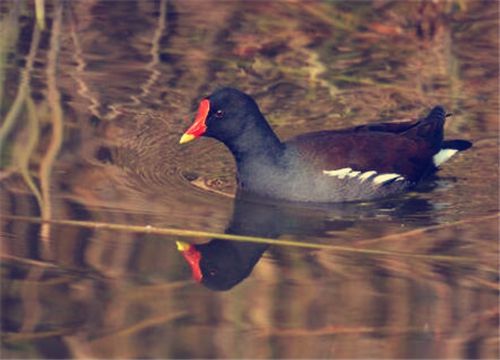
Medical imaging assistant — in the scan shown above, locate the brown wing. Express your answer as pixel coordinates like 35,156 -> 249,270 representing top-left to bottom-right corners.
286,131 -> 435,183
289,118 -> 421,142
286,107 -> 448,182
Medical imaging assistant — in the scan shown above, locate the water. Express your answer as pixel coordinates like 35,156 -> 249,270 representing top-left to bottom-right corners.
1,1 -> 498,358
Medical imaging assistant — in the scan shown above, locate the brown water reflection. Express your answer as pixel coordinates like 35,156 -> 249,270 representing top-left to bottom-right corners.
1,0 -> 499,358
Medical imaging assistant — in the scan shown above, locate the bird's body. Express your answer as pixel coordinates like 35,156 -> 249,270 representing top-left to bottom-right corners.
180,88 -> 471,202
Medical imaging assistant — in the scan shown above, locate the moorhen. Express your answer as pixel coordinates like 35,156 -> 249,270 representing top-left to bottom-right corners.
179,88 -> 471,202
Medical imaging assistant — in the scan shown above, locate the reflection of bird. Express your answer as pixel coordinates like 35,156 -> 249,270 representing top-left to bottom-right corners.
176,239 -> 268,291
176,195 -> 276,291
176,192 -> 437,291
180,88 -> 471,202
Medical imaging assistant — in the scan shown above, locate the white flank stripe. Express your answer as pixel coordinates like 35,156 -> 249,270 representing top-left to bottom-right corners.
358,171 -> 377,182
323,168 -> 405,184
323,168 -> 353,179
373,173 -> 403,184
433,149 -> 458,167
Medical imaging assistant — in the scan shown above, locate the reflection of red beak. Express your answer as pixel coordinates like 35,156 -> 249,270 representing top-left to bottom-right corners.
176,241 -> 203,282
179,99 -> 210,144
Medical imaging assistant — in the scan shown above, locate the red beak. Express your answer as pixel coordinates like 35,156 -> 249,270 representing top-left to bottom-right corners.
176,241 -> 203,282
179,99 -> 210,144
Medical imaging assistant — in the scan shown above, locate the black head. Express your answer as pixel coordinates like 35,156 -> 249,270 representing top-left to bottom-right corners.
179,87 -> 266,145
177,239 -> 267,291
197,240 -> 254,291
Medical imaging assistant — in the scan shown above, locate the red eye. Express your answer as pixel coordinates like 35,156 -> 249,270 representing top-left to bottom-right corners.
215,110 -> 224,118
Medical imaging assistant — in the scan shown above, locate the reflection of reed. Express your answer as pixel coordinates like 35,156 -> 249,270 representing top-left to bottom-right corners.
64,0 -> 168,121
69,15 -> 102,120
0,17 -> 43,206
9,0 -> 54,340
19,267 -> 43,333
0,23 -> 40,153
0,3 -> 19,111
1,253 -> 58,268
130,0 -> 167,105
3,328 -> 66,343
93,311 -> 187,345
18,98 -> 43,206
39,2 -> 64,247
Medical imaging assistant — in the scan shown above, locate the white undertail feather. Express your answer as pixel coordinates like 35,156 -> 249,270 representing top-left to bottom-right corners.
433,149 -> 458,167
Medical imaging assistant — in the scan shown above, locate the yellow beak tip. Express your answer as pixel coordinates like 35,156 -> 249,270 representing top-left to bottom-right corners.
179,133 -> 196,144
176,241 -> 191,251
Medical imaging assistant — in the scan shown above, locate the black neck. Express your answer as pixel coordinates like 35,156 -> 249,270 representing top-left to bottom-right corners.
224,114 -> 285,163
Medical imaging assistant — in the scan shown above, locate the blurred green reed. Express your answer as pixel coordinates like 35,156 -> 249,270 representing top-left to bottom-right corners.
0,0 -> 61,248
34,0 -> 45,30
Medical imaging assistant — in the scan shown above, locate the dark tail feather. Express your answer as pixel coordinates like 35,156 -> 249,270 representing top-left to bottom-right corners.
405,106 -> 446,150
441,139 -> 472,151
426,106 -> 446,122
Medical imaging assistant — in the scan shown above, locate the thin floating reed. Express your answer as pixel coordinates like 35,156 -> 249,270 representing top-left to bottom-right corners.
34,0 -> 45,30
4,214 -> 484,264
